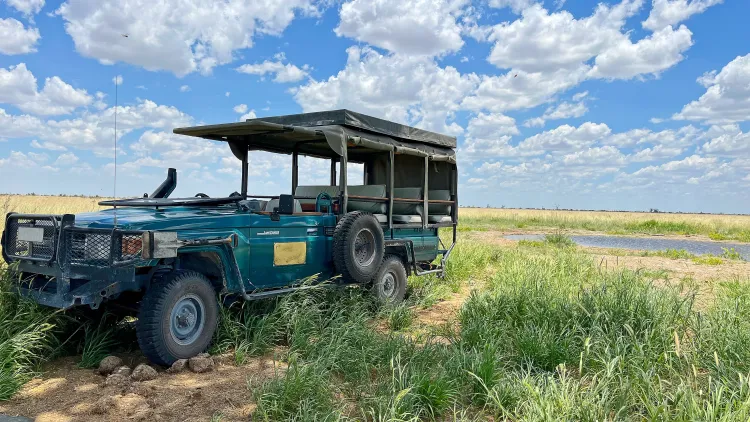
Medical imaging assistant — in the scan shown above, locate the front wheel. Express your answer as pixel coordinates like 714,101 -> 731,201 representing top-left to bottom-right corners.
372,256 -> 407,304
136,271 -> 219,366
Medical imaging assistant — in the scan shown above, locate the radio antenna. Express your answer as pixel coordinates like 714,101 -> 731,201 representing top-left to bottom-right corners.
113,74 -> 119,228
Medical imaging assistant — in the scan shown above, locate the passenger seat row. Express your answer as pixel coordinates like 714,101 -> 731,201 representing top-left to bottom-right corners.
293,185 -> 452,224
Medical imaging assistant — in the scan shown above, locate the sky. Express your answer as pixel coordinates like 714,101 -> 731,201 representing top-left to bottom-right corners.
0,0 -> 748,214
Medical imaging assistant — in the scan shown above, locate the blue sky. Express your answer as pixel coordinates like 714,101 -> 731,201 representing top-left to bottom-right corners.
0,0 -> 748,213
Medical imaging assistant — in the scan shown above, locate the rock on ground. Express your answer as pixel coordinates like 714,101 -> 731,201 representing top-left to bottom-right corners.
166,359 -> 188,374
98,356 -> 123,375
188,355 -> 215,373
104,373 -> 130,388
130,364 -> 158,381
112,365 -> 131,377
91,396 -> 115,414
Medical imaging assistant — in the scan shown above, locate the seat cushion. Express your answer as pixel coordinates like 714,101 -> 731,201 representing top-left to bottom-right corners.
428,190 -> 452,215
392,215 -> 422,224
240,199 -> 267,212
393,187 -> 423,215
264,198 -> 302,213
428,215 -> 453,224
347,185 -> 387,214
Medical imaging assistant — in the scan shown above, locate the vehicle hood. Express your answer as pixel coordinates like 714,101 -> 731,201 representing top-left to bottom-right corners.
73,207 -> 248,231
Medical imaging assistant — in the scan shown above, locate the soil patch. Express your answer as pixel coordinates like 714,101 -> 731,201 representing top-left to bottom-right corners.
0,353 -> 288,422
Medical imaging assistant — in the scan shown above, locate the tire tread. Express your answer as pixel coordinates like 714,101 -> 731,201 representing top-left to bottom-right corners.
333,211 -> 384,283
136,270 -> 214,366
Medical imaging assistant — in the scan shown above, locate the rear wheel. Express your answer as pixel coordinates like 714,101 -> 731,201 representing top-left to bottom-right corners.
136,271 -> 219,366
372,256 -> 407,303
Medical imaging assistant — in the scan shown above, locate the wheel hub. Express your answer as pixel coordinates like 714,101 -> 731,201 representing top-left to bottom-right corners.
380,271 -> 396,297
354,228 -> 376,267
170,294 -> 205,346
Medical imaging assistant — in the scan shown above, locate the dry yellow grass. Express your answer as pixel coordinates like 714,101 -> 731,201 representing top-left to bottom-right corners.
460,207 -> 750,241
0,195 -> 109,255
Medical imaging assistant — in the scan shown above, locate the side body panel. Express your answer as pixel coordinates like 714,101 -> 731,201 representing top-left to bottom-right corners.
243,214 -> 336,289
387,227 -> 440,262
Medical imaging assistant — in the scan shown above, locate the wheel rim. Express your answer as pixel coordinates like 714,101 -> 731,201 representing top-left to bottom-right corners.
169,294 -> 205,346
379,270 -> 397,298
354,228 -> 376,267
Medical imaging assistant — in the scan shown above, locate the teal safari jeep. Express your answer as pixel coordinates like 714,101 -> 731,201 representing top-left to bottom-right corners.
1,110 -> 458,365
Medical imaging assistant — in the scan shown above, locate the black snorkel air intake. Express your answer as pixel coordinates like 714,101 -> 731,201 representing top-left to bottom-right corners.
150,168 -> 177,198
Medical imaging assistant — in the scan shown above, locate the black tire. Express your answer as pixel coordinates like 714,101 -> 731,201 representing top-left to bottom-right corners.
136,271 -> 219,366
333,211 -> 385,283
372,255 -> 407,303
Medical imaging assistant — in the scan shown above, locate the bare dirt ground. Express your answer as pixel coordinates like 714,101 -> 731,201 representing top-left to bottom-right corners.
0,354 -> 288,422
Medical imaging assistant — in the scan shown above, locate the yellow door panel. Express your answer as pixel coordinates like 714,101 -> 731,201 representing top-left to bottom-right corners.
273,242 -> 307,266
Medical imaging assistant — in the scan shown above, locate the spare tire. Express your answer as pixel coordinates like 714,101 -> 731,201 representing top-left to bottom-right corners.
333,211 -> 385,283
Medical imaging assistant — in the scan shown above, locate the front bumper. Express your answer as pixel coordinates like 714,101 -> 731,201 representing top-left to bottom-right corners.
2,213 -> 148,309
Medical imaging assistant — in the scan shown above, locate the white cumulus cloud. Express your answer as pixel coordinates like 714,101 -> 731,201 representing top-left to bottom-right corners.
674,54 -> 750,123
56,0 -> 319,76
642,0 -> 723,31
335,0 -> 466,56
6,0 -> 45,15
236,58 -> 310,83
0,63 -> 92,115
0,18 -> 40,55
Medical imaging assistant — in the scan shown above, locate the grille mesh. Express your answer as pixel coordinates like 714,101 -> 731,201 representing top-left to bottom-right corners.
66,231 -> 111,266
5,217 -> 56,261
65,231 -> 142,266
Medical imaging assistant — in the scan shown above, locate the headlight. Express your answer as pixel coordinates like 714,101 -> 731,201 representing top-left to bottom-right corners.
122,236 -> 143,257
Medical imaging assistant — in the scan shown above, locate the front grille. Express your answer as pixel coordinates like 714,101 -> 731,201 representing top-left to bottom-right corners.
4,216 -> 58,262
66,231 -> 143,267
3,214 -> 144,267
66,231 -> 111,266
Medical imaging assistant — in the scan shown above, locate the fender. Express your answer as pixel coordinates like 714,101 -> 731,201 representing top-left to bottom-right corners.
177,244 -> 246,293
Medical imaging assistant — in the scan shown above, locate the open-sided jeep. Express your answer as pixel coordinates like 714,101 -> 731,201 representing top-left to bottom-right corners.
1,110 -> 458,365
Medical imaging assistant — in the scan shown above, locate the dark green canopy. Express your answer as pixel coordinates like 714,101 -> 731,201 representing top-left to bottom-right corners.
173,109 -> 457,163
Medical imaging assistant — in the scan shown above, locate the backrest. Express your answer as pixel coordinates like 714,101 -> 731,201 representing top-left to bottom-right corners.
264,198 -> 302,213
393,187 -> 423,215
294,185 -> 341,206
347,185 -> 386,214
428,190 -> 451,215
240,199 -> 267,212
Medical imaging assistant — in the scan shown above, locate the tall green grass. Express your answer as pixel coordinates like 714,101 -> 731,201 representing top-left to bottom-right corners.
0,266 -> 63,400
222,246 -> 750,420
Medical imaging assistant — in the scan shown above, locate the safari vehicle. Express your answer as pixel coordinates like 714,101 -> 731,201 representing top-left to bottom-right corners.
1,110 -> 458,365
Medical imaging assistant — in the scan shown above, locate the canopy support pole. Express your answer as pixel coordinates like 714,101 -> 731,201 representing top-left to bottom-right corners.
451,167 -> 458,243
423,156 -> 429,229
330,158 -> 338,186
241,147 -> 249,197
291,150 -> 299,195
388,150 -> 394,230
340,145 -> 348,214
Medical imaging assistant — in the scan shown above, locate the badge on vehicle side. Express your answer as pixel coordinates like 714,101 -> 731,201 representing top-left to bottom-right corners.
273,242 -> 307,266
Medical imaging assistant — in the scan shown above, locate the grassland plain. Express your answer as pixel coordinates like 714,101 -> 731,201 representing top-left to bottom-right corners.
461,207 -> 750,241
1,196 -> 750,420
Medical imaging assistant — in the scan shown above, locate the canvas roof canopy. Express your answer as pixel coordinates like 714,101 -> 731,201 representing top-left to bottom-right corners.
173,109 -> 457,163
